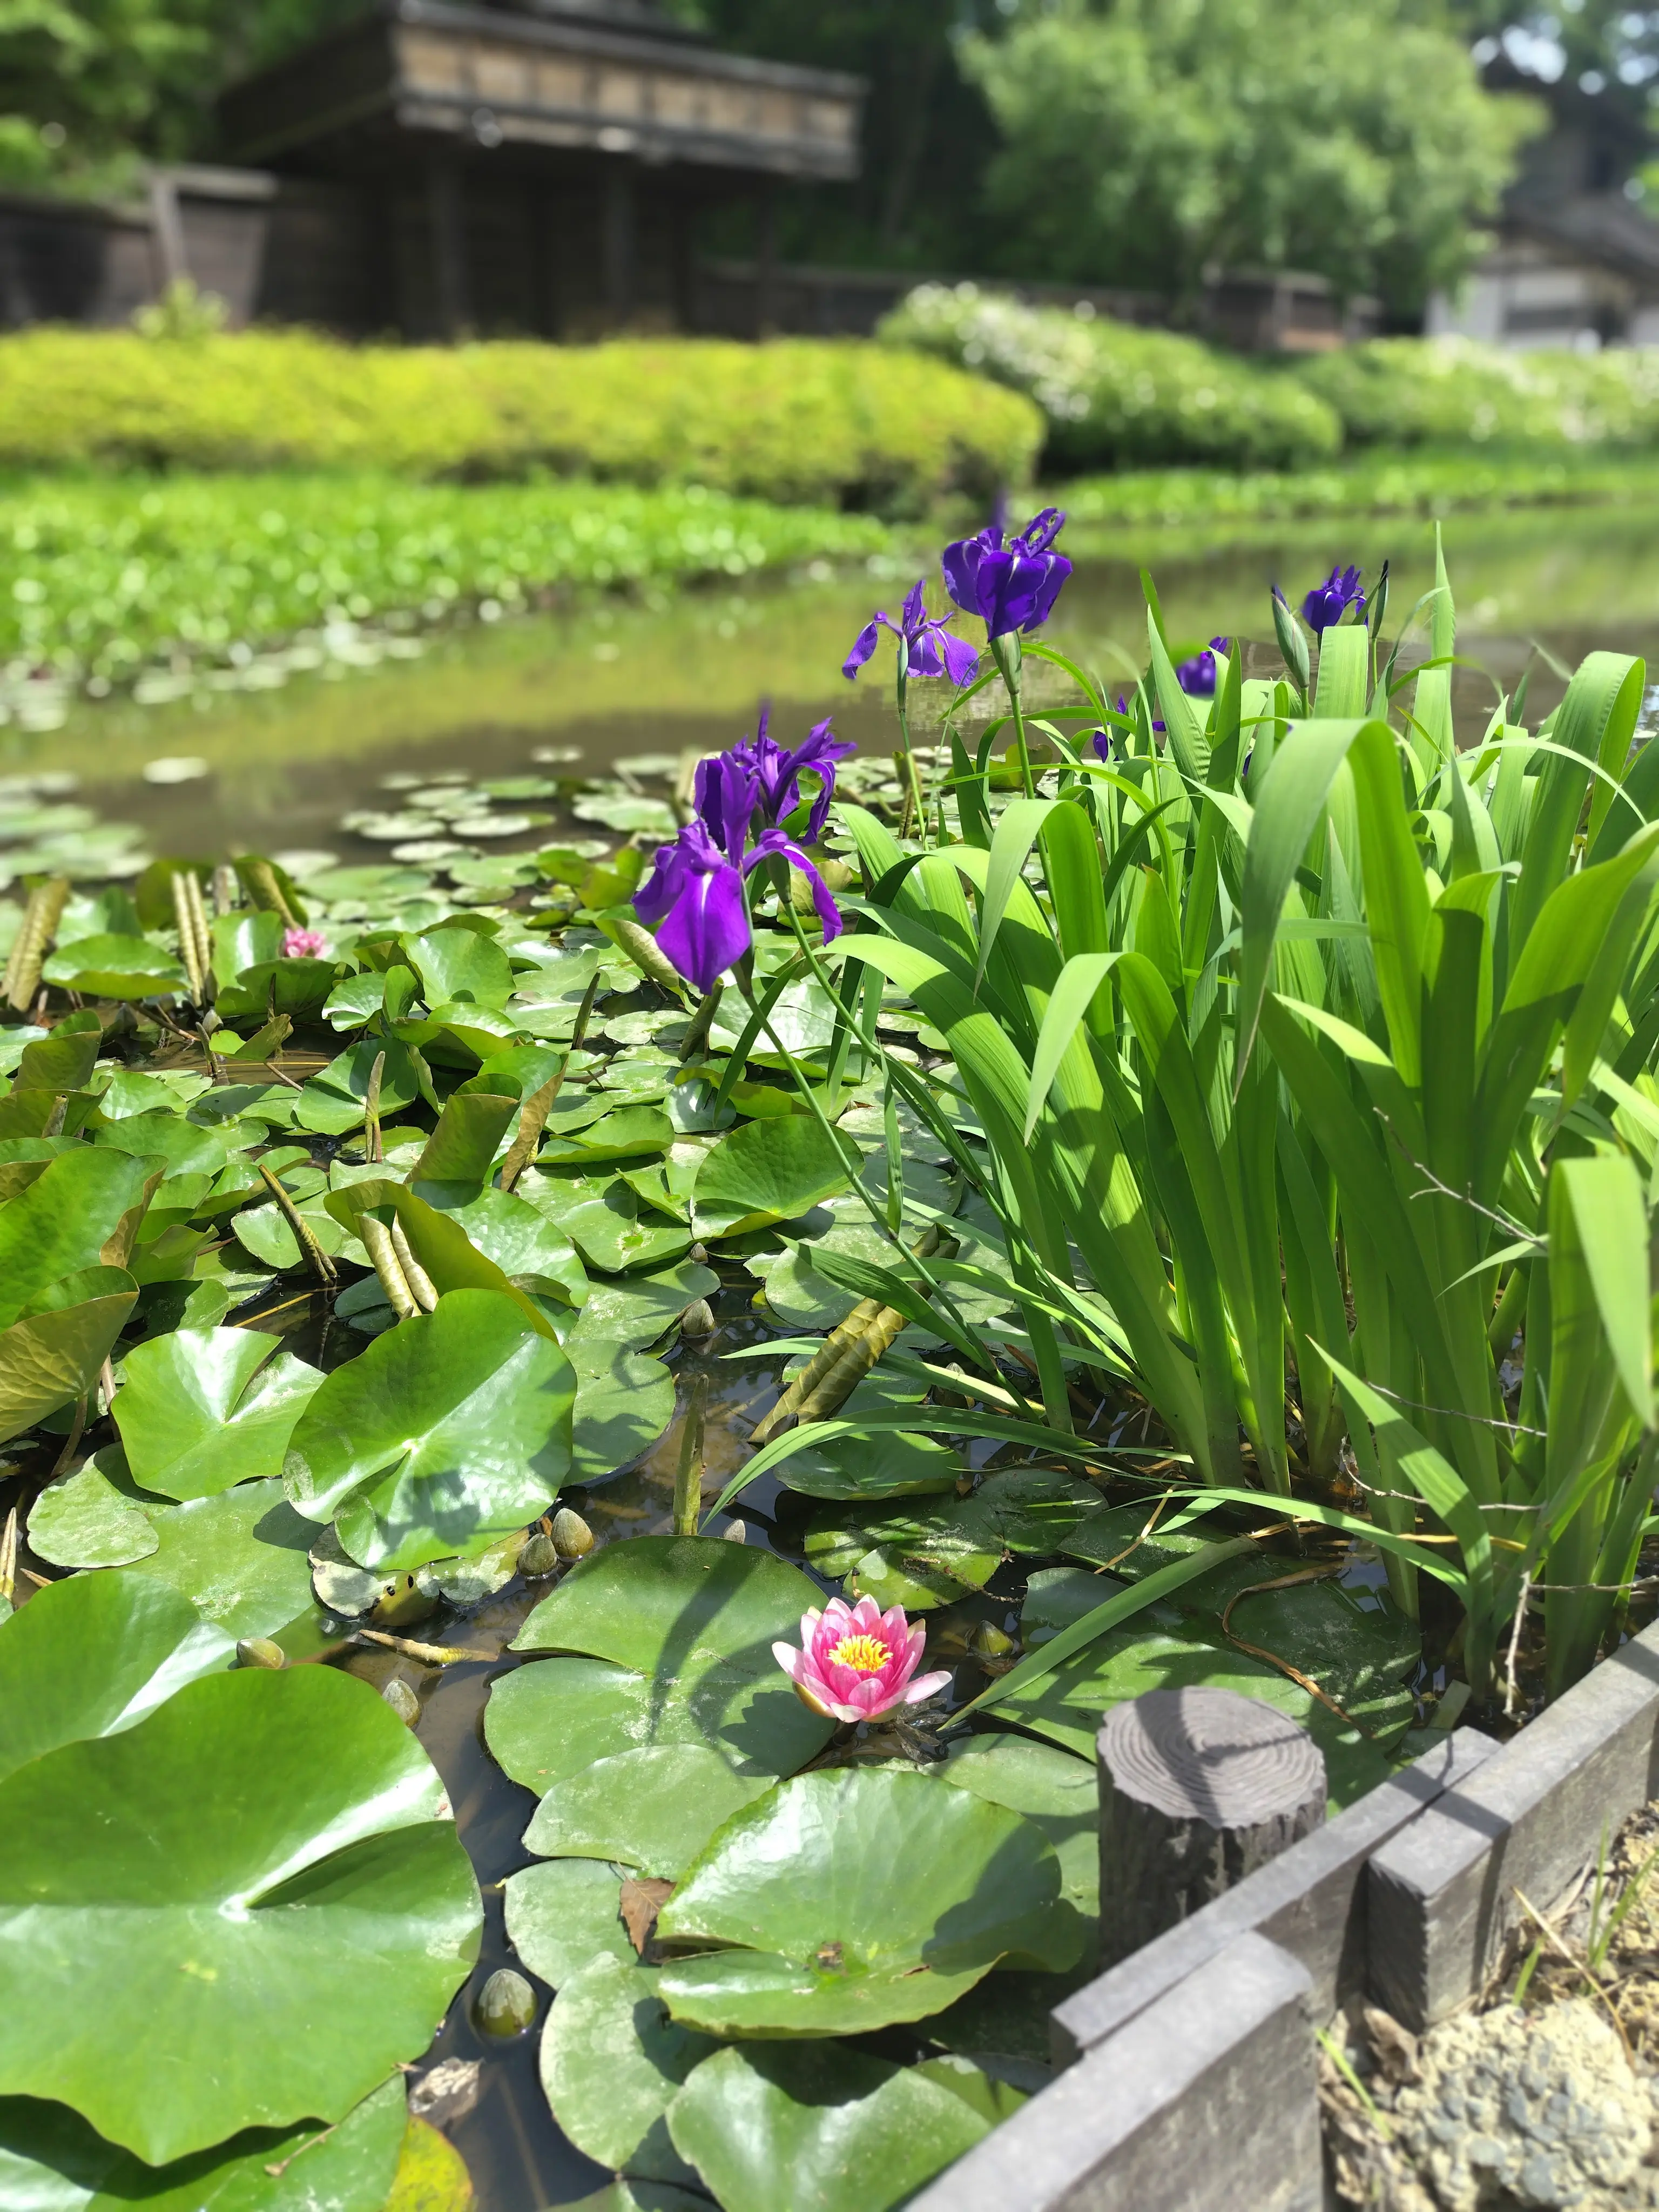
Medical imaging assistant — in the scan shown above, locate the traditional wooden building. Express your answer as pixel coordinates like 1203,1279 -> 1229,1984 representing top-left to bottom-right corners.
210,0 -> 864,339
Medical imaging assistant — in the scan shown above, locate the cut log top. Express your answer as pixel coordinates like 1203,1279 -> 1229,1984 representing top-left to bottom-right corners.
1098,1687 -> 1326,1827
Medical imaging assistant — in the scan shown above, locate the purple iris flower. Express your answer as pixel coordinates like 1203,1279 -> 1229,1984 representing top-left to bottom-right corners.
1299,567 -> 1365,637
844,578 -> 980,688
1091,730 -> 1111,763
942,507 -> 1073,642
1175,636 -> 1231,698
1115,690 -> 1164,738
636,779 -> 845,995
708,707 -> 854,849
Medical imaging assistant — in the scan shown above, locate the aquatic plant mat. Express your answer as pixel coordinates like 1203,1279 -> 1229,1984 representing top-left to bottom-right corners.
5,516 -> 1659,2212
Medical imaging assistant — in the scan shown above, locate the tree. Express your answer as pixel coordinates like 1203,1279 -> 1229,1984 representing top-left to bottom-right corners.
0,0 -> 361,193
959,0 -> 1544,317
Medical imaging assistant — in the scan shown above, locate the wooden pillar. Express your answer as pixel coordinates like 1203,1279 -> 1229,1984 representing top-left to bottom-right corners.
426,151 -> 470,341
753,184 -> 777,338
602,161 -> 636,329
1096,1687 -> 1326,1971
669,190 -> 697,334
525,181 -> 561,339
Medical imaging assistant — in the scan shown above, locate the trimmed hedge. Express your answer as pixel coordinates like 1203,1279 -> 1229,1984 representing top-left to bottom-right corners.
0,329 -> 1042,516
879,282 -> 1343,473
1296,336 -> 1659,448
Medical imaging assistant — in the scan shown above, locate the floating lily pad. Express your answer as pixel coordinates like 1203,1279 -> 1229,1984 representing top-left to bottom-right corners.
775,1432 -> 962,1502
665,2043 -> 1007,2212
560,1265 -> 715,1483
0,1148 -> 159,1323
693,1118 -> 849,1239
523,1746 -> 774,1879
413,1184 -> 588,1305
284,1288 -> 576,1570
0,1265 -> 138,1446
27,1456 -> 159,1568
113,1326 -> 323,1501
0,1572 -> 228,1786
541,1954 -> 713,2184
0,1667 -> 480,2164
117,1474 -> 320,1641
0,2071 -> 409,2212
503,1858 -> 636,1990
656,1767 -> 1078,2037
41,934 -> 186,999
410,926 -> 514,1011
539,1106 -> 675,1166
294,1038 -> 422,1136
939,1734 -> 1100,1925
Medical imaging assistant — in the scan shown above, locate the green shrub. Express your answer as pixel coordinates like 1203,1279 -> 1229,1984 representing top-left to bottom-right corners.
879,283 -> 1343,473
0,329 -> 1042,515
1297,335 -> 1659,448
0,472 -> 892,686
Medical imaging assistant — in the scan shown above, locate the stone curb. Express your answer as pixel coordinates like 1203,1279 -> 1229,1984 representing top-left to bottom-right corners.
1367,1616 -> 1659,2028
907,1931 -> 1320,2212
923,1617 -> 1659,2206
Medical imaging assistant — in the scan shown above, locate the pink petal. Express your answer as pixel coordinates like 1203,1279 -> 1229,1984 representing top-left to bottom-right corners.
848,1594 -> 883,1635
773,1641 -> 808,1683
879,1604 -> 911,1647
904,1623 -> 927,1668
902,1669 -> 954,1705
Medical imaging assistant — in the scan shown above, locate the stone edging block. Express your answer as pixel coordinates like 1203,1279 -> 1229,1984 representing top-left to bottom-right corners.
906,1932 -> 1319,2212
1366,1617 -> 1659,2028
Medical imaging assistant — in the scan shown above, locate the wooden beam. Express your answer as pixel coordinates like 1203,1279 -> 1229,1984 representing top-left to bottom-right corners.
426,151 -> 470,339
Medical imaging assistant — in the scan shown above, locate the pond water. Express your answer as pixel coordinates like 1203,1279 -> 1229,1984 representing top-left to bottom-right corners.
6,498 -> 1659,858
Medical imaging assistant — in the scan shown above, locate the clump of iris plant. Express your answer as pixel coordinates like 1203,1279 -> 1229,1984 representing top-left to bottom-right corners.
940,505 -> 1073,801
1299,565 -> 1365,637
773,1594 -> 952,1725
632,710 -> 847,994
844,577 -> 978,837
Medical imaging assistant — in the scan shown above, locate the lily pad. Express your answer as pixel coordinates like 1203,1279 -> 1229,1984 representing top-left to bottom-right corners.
113,1326 -> 323,1501
665,2043 -> 1005,2212
27,1457 -> 159,1568
0,1148 -> 159,1323
547,1182 -> 692,1276
693,1118 -> 850,1239
0,1666 -> 480,2164
293,1038 -> 422,1136
939,1734 -> 1100,1925
503,1857 -> 636,1989
524,1746 -> 775,1879
656,1766 -> 1078,2036
412,1184 -> 588,1305
561,1266 -> 716,1483
775,1433 -> 962,1502
41,934 -> 186,999
539,1107 -> 675,1166
283,1288 -> 576,1570
541,1954 -> 713,2184
410,926 -> 514,1011
0,2072 -> 409,2212
118,1474 -> 320,1640
0,1572 -> 228,1786
0,1266 -> 138,1446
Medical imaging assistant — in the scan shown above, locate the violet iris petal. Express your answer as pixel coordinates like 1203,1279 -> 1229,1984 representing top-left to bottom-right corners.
635,822 -> 750,993
1176,650 -> 1216,698
692,752 -> 761,862
942,508 -> 1073,642
1091,730 -> 1111,763
743,828 -> 842,945
730,710 -> 854,844
1300,566 -> 1365,637
842,577 -> 980,688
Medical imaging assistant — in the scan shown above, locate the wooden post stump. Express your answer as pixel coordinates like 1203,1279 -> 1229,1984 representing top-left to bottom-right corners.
1097,1687 -> 1327,1969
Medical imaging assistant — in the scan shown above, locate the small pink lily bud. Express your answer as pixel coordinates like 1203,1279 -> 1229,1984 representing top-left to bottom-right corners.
772,1594 -> 952,1725
282,927 -> 327,959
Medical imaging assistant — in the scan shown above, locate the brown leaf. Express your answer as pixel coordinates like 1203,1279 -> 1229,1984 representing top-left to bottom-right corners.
619,1876 -> 675,1959
1363,2005 -> 1420,2086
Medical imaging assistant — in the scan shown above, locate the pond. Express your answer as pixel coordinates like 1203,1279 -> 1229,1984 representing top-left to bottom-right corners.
5,490 -> 1659,2212
6,497 -> 1659,860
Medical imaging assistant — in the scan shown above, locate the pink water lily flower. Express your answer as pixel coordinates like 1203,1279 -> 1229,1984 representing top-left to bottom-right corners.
773,1595 -> 953,1725
282,927 -> 327,959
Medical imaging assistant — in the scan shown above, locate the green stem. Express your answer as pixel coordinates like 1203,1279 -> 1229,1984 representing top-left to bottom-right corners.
990,632 -> 1035,800
672,1373 -> 707,1536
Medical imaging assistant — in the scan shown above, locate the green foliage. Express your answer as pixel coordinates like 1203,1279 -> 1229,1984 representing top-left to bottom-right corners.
0,469 -> 892,692
957,0 -> 1541,319
882,285 -> 1341,473
0,329 -> 1041,516
1299,337 -> 1659,450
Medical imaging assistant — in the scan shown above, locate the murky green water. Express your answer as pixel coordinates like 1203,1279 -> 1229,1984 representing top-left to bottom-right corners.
6,498 -> 1659,855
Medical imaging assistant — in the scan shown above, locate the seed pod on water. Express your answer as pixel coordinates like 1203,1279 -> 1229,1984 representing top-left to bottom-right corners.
551,1506 -> 594,1560
381,1677 -> 421,1726
518,1531 -> 559,1578
968,1621 -> 1015,1659
475,1968 -> 537,2039
680,1297 -> 715,1338
723,1519 -> 747,1545
235,1637 -> 286,1670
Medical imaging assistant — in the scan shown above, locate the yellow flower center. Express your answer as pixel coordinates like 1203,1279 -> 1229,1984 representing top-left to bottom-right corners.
829,1633 -> 889,1675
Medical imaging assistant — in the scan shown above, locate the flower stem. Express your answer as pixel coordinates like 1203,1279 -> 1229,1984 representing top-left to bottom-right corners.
672,1372 -> 707,1536
990,632 -> 1035,800
893,658 -> 926,840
